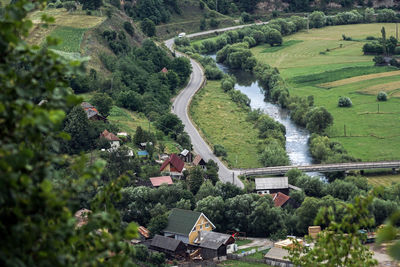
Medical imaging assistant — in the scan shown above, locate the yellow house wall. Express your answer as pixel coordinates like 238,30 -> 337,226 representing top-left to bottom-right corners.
188,214 -> 214,244
163,163 -> 170,172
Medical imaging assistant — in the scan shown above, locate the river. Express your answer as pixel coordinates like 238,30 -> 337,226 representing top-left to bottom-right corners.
209,54 -> 314,167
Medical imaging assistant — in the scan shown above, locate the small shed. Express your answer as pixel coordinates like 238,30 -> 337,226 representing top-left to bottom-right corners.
193,155 -> 206,169
150,176 -> 173,187
198,240 -> 227,260
138,226 -> 150,240
179,149 -> 192,163
255,177 -> 289,195
100,130 -> 120,151
197,230 -> 235,246
150,235 -> 187,258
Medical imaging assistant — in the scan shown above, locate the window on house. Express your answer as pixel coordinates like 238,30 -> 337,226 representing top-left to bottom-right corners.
205,223 -> 210,228
199,225 -> 202,229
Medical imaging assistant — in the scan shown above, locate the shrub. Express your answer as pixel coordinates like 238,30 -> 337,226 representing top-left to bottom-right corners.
390,58 -> 400,68
377,91 -> 388,101
241,12 -> 251,23
342,34 -> 352,41
363,42 -> 383,54
338,96 -> 352,107
55,0 -> 63,8
214,144 -> 227,157
123,21 -> 134,36
366,36 -> 376,40
221,75 -> 236,92
373,55 -> 386,65
209,18 -> 220,28
205,66 -> 224,80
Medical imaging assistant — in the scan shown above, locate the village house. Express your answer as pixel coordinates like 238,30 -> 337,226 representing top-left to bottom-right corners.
255,177 -> 290,195
159,153 -> 185,178
150,176 -> 174,187
100,129 -> 120,151
163,208 -> 215,244
270,192 -> 300,209
193,154 -> 206,169
192,230 -> 236,260
81,102 -> 107,122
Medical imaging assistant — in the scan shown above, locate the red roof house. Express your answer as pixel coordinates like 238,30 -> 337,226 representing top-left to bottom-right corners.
150,176 -> 174,187
160,153 -> 184,173
100,129 -> 120,142
81,102 -> 107,121
161,67 -> 168,74
270,192 -> 291,207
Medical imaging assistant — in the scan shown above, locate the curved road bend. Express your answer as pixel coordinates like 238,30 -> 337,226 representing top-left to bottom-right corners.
164,23 -> 271,188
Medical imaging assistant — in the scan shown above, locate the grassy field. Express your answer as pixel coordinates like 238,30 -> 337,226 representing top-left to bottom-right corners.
251,23 -> 400,162
236,239 -> 253,247
27,8 -> 105,52
367,174 -> 400,187
190,80 -> 262,169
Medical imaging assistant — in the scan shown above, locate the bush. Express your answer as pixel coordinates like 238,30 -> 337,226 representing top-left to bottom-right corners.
205,66 -> 224,80
209,18 -> 220,28
342,34 -> 352,41
123,21 -> 134,36
214,144 -> 227,157
377,91 -> 388,101
338,96 -> 352,107
363,42 -> 383,54
55,0 -> 63,8
373,55 -> 386,65
241,12 -> 251,23
366,36 -> 376,40
174,37 -> 190,47
221,75 -> 236,92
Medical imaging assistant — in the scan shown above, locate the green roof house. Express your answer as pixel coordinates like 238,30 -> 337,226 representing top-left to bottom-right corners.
164,208 -> 215,244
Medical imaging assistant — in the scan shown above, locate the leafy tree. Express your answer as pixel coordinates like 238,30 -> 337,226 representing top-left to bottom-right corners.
249,197 -> 284,237
82,0 -> 102,10
170,57 -> 191,85
266,29 -> 282,46
147,213 -> 168,237
209,18 -> 220,28
215,181 -> 243,200
123,21 -> 135,36
260,139 -> 289,167
206,159 -> 219,185
175,198 -> 192,209
364,7 -> 375,23
214,144 -> 227,157
195,196 -> 225,231
377,91 -> 388,101
305,106 -> 333,133
90,92 -> 113,117
195,180 -> 217,201
187,166 -> 205,195
62,106 -> 93,153
288,195 -> 378,266
377,8 -> 397,22
200,18 -> 206,30
309,11 -> 326,28
141,18 -> 156,37
295,197 -> 324,234
156,113 -> 184,137
338,96 -> 352,107
0,1 -> 137,265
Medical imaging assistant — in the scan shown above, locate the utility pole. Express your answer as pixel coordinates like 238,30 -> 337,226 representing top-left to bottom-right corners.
344,124 -> 346,137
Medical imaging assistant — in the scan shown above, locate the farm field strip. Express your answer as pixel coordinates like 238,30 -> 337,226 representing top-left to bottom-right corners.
320,70 -> 400,88
360,80 -> 400,95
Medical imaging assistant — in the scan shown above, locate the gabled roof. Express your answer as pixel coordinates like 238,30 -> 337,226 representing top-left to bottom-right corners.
255,177 -> 288,190
270,192 -> 290,207
193,155 -> 206,166
161,67 -> 168,73
160,153 -> 184,172
164,209 -> 203,236
151,235 -> 184,252
81,102 -> 105,119
198,231 -> 234,245
150,176 -> 173,187
100,129 -> 120,141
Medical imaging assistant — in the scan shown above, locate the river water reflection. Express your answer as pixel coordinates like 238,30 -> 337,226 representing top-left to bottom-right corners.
209,54 -> 315,167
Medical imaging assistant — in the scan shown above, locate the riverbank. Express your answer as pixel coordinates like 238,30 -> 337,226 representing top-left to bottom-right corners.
190,80 -> 263,169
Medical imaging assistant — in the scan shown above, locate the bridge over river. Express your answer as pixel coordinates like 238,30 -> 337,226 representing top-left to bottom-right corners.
242,161 -> 400,177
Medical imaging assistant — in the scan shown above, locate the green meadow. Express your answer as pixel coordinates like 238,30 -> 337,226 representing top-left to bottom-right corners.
190,80 -> 262,169
252,23 -> 400,162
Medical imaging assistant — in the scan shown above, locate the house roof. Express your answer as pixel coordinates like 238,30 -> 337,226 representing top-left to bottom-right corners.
199,240 -> 224,250
164,209 -> 203,236
180,149 -> 190,157
150,176 -> 173,187
81,102 -> 105,120
270,192 -> 290,207
193,155 -> 206,166
160,153 -> 184,172
255,177 -> 288,190
100,129 -> 120,141
151,235 -> 184,252
138,226 -> 150,239
198,231 -> 234,245
161,67 -> 168,73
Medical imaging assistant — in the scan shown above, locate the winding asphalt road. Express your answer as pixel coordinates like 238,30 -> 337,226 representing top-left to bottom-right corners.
164,23 -> 268,188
